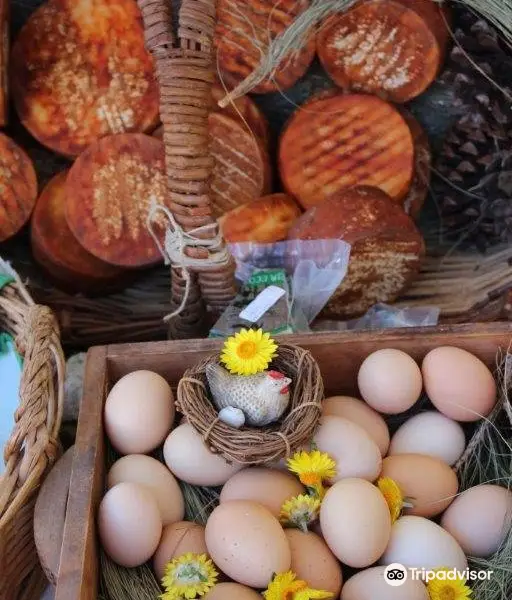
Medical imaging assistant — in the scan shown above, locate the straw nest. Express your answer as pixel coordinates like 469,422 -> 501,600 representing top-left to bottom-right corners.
176,343 -> 324,465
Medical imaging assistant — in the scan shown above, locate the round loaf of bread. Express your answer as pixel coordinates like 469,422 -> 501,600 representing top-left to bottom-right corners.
279,94 -> 414,210
317,0 -> 447,103
288,186 -> 425,318
220,194 -> 302,243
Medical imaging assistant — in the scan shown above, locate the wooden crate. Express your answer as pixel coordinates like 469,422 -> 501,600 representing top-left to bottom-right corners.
55,323 -> 512,600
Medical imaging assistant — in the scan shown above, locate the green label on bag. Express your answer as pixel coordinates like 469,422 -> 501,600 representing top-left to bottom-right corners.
0,275 -> 14,291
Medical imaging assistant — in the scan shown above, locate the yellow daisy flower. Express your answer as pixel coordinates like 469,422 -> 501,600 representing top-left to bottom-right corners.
427,568 -> 472,600
377,477 -> 408,524
280,494 -> 321,532
287,450 -> 336,495
220,328 -> 278,375
161,553 -> 218,600
263,571 -> 334,600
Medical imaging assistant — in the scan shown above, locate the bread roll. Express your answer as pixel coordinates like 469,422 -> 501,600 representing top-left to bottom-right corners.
220,194 -> 302,243
289,186 -> 425,318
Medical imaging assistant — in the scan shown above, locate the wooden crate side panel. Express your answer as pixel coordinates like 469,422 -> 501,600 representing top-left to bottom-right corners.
55,346 -> 107,600
106,324 -> 512,394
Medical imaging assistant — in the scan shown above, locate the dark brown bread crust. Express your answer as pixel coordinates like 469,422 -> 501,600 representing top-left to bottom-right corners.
289,186 -> 425,318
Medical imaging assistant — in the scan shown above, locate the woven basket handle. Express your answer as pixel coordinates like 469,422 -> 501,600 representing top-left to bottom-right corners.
138,0 -> 237,338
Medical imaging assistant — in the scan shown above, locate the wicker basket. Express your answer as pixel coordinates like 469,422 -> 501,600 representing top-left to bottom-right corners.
0,261 -> 65,600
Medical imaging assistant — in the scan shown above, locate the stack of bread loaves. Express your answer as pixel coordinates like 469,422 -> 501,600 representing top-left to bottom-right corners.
215,0 -> 452,319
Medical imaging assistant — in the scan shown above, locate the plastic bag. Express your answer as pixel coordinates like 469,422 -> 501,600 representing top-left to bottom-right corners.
313,303 -> 440,332
229,239 -> 351,323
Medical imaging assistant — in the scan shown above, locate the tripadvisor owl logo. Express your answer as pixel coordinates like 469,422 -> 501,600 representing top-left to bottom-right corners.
384,564 -> 494,586
384,563 -> 408,586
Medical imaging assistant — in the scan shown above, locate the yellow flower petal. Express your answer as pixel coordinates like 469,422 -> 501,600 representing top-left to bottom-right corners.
263,571 -> 333,600
280,494 -> 321,532
427,568 -> 472,600
287,450 -> 336,491
377,477 -> 405,524
220,328 -> 277,375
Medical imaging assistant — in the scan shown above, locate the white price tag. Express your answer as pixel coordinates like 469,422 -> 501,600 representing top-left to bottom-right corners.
238,285 -> 286,323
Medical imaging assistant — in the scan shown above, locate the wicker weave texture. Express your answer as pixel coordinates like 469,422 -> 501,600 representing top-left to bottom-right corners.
138,0 -> 236,338
0,265 -> 65,600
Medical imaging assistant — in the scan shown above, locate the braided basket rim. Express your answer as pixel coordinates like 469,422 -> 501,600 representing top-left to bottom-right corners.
0,262 -> 65,596
176,342 -> 324,465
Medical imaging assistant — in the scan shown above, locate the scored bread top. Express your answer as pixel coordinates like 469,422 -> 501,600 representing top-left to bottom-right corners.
65,133 -> 168,268
215,0 -> 315,94
31,171 -> 124,282
317,0 -> 441,103
279,93 -> 414,209
209,112 -> 271,217
289,186 -> 425,317
0,133 -> 37,242
11,0 -> 159,157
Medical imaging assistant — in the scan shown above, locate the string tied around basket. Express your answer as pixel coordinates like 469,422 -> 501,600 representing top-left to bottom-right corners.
147,203 -> 231,322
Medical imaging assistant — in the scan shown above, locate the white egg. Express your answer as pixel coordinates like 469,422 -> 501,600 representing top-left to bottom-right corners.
341,566 -> 429,600
389,411 -> 466,466
381,516 -> 467,574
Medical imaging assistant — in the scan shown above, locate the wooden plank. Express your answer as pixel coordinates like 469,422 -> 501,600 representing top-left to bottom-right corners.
57,324 -> 512,599
55,347 -> 107,600
34,446 -> 75,585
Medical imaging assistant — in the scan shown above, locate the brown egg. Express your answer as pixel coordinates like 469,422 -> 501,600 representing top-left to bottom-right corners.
204,583 -> 261,599
422,346 -> 497,422
313,416 -> 382,482
322,396 -> 390,455
98,482 -> 162,568
320,478 -> 391,568
358,349 -> 422,414
341,566 -> 429,600
108,454 -> 184,526
153,521 -> 208,580
104,370 -> 175,455
205,500 -> 291,588
285,529 -> 343,596
220,468 -> 305,518
380,454 -> 458,517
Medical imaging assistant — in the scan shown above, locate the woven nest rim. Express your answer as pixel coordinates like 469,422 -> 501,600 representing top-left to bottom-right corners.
176,342 -> 324,465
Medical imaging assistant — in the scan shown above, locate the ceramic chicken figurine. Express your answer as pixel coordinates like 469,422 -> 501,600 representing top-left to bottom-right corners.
206,362 -> 291,427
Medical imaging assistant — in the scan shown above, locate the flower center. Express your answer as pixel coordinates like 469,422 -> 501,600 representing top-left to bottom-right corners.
237,340 -> 257,359
284,581 -> 308,599
300,473 -> 321,486
439,587 -> 456,600
175,562 -> 207,584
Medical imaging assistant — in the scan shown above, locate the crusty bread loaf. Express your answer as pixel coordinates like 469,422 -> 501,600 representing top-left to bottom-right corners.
11,0 -> 159,157
209,112 -> 271,217
279,93 -> 414,209
215,0 -> 315,94
317,0 -> 446,103
0,133 -> 38,242
220,193 -> 302,243
288,186 -> 425,318
31,171 -> 126,294
65,133 -> 168,268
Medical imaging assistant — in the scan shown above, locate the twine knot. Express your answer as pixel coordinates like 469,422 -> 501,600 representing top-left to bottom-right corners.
147,203 -> 231,321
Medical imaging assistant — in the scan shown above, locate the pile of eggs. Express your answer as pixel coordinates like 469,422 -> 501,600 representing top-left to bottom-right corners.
98,346 -> 512,599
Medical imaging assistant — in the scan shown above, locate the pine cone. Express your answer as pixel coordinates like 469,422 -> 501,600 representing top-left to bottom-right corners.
433,9 -> 512,251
